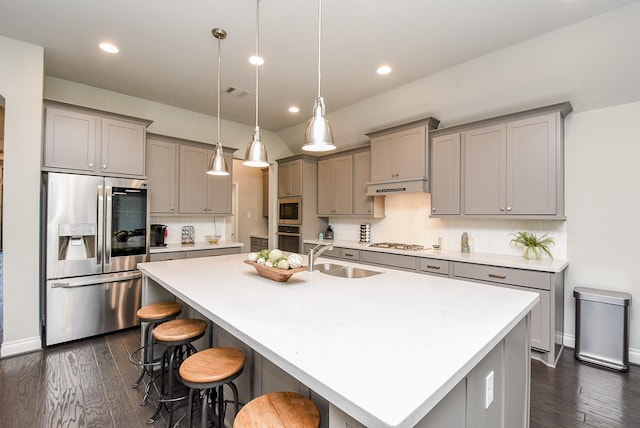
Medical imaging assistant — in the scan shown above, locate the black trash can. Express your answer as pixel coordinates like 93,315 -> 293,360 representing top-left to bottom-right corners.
574,287 -> 632,371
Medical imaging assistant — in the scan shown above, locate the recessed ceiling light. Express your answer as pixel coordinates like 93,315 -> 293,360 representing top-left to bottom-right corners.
288,106 -> 300,113
249,55 -> 264,65
377,65 -> 392,75
99,42 -> 119,54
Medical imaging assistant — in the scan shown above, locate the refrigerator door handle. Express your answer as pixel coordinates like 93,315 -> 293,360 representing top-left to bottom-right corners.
105,183 -> 112,266
50,271 -> 142,288
97,183 -> 104,266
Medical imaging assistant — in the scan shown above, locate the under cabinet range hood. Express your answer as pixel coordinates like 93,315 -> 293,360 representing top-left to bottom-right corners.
366,179 -> 429,196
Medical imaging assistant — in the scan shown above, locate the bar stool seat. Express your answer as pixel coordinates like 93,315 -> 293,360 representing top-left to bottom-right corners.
147,318 -> 208,427
179,347 -> 245,428
234,391 -> 320,428
129,301 -> 183,400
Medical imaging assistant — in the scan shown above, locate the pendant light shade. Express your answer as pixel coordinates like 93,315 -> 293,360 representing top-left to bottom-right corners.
207,27 -> 230,176
243,0 -> 269,167
303,0 -> 335,152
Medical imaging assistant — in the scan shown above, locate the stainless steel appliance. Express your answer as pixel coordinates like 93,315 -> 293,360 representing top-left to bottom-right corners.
277,225 -> 302,253
278,197 -> 302,225
150,224 -> 168,247
42,172 -> 149,345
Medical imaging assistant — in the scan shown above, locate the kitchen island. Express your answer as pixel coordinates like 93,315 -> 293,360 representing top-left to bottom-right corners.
139,253 -> 538,428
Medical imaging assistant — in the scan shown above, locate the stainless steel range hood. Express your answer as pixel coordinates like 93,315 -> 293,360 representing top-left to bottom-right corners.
366,179 -> 429,196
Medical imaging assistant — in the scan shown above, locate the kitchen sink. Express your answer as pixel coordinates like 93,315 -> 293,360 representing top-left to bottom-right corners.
319,266 -> 383,279
313,263 -> 344,272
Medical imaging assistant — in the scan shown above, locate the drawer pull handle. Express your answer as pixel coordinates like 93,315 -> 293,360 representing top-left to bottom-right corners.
489,273 -> 507,279
426,265 -> 441,269
344,253 -> 354,257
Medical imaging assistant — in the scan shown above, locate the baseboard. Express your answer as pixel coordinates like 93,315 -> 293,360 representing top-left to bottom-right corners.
563,333 -> 640,366
1,335 -> 42,358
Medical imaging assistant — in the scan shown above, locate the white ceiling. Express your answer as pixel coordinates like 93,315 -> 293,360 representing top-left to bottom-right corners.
0,0 -> 637,132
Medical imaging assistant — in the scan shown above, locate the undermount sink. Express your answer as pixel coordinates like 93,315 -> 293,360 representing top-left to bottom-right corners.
313,263 -> 344,272
319,266 -> 383,279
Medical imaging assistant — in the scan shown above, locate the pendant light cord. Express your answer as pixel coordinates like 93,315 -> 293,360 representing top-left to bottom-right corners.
255,0 -> 260,131
317,0 -> 322,99
217,34 -> 222,146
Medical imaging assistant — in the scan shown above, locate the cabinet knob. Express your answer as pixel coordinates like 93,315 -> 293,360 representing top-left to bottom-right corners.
102,164 -> 107,169
507,206 -> 512,211
89,163 -> 93,168
170,206 -> 174,211
500,207 -> 505,211
432,207 -> 436,212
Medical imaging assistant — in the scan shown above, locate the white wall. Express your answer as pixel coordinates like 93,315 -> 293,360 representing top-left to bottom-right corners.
0,36 -> 44,356
233,160 -> 269,249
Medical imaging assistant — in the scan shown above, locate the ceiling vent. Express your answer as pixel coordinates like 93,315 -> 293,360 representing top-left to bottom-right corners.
225,86 -> 251,98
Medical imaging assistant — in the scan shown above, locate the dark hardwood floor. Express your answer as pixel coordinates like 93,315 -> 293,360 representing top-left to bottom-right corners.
0,327 -> 639,427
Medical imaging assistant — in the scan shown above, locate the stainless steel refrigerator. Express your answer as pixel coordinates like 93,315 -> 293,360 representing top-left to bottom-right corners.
42,172 -> 149,346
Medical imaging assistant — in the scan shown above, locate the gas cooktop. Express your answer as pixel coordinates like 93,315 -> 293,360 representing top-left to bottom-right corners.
368,242 -> 426,251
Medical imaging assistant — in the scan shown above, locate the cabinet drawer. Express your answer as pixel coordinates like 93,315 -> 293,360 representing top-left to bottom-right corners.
418,258 -> 450,276
340,249 -> 360,261
361,251 -> 417,271
185,247 -> 241,258
150,251 -> 186,262
453,262 -> 550,290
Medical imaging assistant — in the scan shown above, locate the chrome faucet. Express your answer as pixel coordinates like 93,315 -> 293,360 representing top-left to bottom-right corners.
308,243 -> 334,271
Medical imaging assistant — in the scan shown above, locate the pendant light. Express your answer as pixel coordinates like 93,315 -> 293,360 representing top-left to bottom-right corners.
207,28 -> 230,176
243,0 -> 269,167
303,0 -> 335,152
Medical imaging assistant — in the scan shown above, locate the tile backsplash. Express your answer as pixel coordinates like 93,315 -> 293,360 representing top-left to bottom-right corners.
150,216 -> 229,245
327,193 -> 568,259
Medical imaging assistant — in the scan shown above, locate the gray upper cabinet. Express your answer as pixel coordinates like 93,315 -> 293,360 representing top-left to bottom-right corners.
147,137 -> 179,214
430,102 -> 571,219
317,154 -> 353,215
430,133 -> 461,215
370,126 -> 426,182
43,103 -> 149,177
463,123 -> 507,215
179,144 -> 233,215
278,159 -> 302,197
353,151 -> 374,216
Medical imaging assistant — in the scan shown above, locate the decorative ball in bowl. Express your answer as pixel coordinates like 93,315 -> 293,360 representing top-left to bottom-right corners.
205,235 -> 221,244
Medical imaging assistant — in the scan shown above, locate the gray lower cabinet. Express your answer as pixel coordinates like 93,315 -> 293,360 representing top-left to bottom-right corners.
150,246 -> 240,262
250,237 -> 268,252
149,251 -> 186,262
360,250 -> 417,271
452,261 -> 562,367
43,102 -> 149,177
418,257 -> 450,276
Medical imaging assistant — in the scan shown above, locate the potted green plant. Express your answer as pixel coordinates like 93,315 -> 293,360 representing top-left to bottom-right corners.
510,232 -> 555,260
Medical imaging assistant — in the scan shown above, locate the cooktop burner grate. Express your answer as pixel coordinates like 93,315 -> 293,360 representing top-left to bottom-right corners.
368,242 -> 425,251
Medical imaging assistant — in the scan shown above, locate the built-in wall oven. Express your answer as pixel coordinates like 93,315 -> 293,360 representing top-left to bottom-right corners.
277,225 -> 302,253
278,197 -> 302,225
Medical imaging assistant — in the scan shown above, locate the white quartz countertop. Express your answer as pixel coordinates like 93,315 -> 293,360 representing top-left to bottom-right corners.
138,253 -> 538,427
305,239 -> 569,273
149,241 -> 244,254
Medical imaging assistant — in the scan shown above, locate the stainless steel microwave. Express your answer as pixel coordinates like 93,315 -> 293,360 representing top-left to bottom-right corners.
278,197 -> 302,225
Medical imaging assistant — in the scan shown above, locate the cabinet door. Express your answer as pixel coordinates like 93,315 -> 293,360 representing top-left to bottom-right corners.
179,145 -> 208,214
262,168 -> 269,217
147,138 -> 178,214
101,118 -> 145,176
43,107 -> 97,172
463,124 -> 506,215
370,135 -> 394,182
498,284 -> 550,352
507,113 -> 557,215
317,159 -> 333,215
395,126 -> 426,180
278,160 -> 303,197
353,151 -> 372,216
333,155 -> 353,214
206,150 -> 233,214
430,133 -> 461,215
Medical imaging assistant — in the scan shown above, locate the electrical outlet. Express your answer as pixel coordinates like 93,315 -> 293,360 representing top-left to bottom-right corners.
485,370 -> 494,409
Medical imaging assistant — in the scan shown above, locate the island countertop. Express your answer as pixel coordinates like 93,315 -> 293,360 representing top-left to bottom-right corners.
138,253 -> 538,427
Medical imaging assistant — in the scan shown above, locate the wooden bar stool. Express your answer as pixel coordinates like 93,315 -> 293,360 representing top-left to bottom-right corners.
234,391 -> 320,428
147,318 -> 208,427
178,347 -> 245,428
130,301 -> 183,405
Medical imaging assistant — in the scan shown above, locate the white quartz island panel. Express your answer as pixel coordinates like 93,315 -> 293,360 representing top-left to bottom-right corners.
138,253 -> 538,427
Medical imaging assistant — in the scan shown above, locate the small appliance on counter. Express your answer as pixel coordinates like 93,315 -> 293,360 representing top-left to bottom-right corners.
182,225 -> 195,244
150,224 -> 168,247
359,224 -> 371,243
